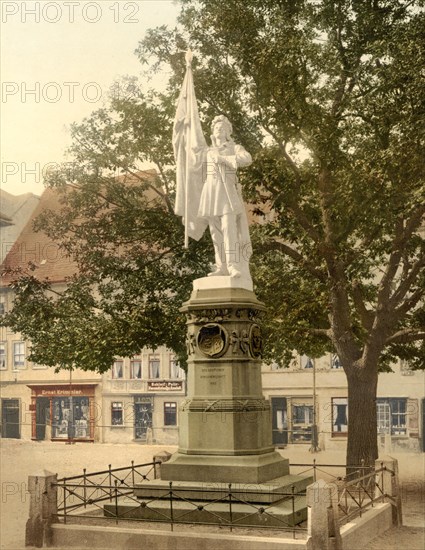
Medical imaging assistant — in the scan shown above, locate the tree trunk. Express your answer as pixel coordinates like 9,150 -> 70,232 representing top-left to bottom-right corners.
346,370 -> 379,475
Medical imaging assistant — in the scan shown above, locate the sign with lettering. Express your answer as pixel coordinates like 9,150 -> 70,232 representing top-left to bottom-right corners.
40,389 -> 83,396
28,384 -> 97,397
147,381 -> 183,392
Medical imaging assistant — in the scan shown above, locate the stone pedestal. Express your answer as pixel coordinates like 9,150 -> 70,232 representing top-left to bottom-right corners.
161,276 -> 289,484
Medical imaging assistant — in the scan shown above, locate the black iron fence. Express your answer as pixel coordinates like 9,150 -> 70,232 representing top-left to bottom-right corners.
56,461 -> 158,517
54,461 -> 308,538
53,460 -> 395,536
291,460 -> 393,525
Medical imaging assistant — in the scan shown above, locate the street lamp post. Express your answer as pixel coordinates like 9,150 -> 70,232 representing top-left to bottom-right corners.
310,359 -> 320,453
66,368 -> 75,445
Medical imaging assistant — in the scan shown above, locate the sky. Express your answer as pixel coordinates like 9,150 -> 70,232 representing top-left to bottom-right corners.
1,0 -> 180,197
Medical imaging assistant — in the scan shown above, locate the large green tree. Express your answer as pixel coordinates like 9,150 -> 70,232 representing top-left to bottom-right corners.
2,0 -> 424,468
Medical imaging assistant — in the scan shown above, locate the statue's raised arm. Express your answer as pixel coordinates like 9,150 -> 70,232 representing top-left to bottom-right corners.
173,52 -> 253,284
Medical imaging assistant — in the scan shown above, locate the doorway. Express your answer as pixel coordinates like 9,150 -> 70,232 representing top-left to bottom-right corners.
1,399 -> 20,439
35,397 -> 50,440
134,401 -> 153,441
271,397 -> 288,446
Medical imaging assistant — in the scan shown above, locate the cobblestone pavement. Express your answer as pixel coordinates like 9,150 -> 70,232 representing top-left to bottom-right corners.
1,439 -> 424,549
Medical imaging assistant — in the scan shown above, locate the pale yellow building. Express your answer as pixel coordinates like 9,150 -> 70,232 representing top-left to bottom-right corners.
262,354 -> 424,454
1,186 -> 185,445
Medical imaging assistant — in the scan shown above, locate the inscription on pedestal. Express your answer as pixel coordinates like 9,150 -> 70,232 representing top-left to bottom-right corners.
200,367 -> 226,387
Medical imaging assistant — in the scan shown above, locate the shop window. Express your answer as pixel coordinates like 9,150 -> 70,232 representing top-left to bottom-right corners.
111,402 -> 124,425
13,342 -> 25,369
52,397 -> 90,439
332,398 -> 348,435
170,356 -> 183,379
149,356 -> 160,379
377,398 -> 407,435
130,358 -> 142,379
112,360 -> 124,379
0,343 -> 6,370
331,354 -> 343,369
300,355 -> 313,369
164,402 -> 177,426
291,402 -> 313,442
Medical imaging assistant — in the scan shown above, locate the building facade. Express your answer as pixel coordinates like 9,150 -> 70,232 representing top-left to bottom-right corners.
101,349 -> 185,445
0,186 -> 185,446
262,354 -> 425,454
1,188 -> 423,452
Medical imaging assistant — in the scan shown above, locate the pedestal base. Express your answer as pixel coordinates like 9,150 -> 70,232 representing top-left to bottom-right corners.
160,451 -> 289,484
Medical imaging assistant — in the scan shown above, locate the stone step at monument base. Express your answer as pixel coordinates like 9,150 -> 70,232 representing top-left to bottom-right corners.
160,451 -> 290,484
134,474 -> 312,505
104,487 -> 309,528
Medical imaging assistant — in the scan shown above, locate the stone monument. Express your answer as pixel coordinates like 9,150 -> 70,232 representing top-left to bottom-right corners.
162,52 -> 293,487
111,52 -> 311,526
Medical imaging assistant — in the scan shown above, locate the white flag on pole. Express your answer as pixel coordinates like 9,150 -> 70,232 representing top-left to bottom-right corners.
173,51 -> 208,246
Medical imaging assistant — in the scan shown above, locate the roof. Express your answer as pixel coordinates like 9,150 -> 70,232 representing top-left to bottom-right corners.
1,187 -> 77,285
0,190 -> 40,261
0,170 -> 163,286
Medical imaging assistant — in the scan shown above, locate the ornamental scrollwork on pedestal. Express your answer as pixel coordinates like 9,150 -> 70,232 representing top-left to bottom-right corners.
192,308 -> 232,323
186,332 -> 197,356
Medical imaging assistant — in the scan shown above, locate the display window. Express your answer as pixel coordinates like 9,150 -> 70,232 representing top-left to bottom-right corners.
52,396 -> 90,439
29,385 -> 96,441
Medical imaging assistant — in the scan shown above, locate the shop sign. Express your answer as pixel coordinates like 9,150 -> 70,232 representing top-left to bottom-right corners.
40,389 -> 84,396
134,395 -> 154,404
28,384 -> 97,397
147,381 -> 183,391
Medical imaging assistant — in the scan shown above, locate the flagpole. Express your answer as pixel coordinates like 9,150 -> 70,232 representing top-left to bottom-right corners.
184,50 -> 193,249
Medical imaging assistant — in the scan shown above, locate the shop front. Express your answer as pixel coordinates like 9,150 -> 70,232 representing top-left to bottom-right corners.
28,384 -> 97,441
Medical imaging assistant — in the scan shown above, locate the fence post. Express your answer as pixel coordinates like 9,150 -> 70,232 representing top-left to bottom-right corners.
153,451 -> 172,479
306,479 -> 342,550
25,470 -> 58,548
375,456 -> 402,526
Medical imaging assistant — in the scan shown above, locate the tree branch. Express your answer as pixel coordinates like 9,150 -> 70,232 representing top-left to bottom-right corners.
264,239 -> 327,282
351,280 -> 374,331
386,329 -> 425,346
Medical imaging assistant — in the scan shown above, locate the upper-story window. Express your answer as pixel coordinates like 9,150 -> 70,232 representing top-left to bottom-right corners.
0,342 -> 6,369
170,356 -> 183,379
112,360 -> 124,379
149,356 -> 160,379
331,354 -> 343,369
13,342 -> 25,369
300,355 -> 313,369
400,359 -> 414,376
130,358 -> 142,379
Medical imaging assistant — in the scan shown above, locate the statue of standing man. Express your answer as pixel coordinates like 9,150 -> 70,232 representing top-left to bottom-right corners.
173,51 -> 253,285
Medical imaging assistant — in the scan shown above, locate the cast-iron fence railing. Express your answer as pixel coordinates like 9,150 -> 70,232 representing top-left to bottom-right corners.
291,460 -> 393,525
53,460 -> 394,535
54,461 -> 308,538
